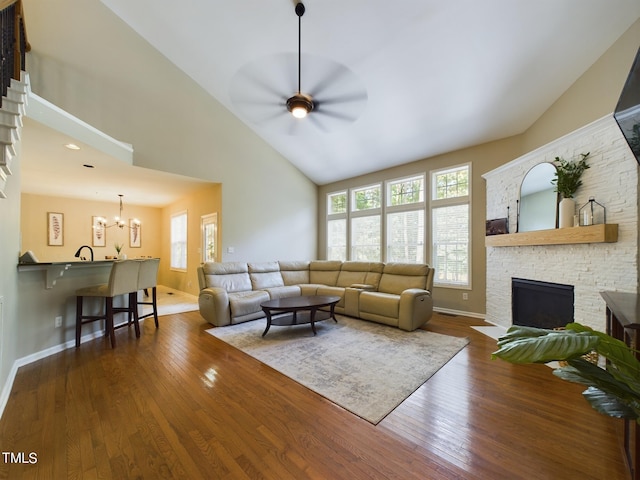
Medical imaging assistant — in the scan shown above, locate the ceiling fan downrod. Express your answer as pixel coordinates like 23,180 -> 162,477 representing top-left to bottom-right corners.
287,2 -> 314,119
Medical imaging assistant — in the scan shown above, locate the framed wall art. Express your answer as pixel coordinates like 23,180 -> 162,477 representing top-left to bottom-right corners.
92,216 -> 106,247
47,212 -> 64,246
129,219 -> 141,248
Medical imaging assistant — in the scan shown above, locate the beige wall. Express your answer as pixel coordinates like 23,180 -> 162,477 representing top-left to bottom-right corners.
20,184 -> 221,297
0,139 -> 22,405
159,184 -> 222,296
523,19 -> 640,152
317,136 -> 523,316
20,194 -> 162,262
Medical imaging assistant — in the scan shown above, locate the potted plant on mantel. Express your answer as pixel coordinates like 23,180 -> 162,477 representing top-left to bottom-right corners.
492,323 -> 640,422
551,152 -> 590,228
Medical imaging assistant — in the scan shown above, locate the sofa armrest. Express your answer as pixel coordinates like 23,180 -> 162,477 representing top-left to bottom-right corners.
198,287 -> 232,327
398,289 -> 434,331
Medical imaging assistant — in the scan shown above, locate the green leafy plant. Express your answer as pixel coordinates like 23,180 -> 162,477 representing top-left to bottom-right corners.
114,243 -> 123,255
551,152 -> 590,199
492,322 -> 640,422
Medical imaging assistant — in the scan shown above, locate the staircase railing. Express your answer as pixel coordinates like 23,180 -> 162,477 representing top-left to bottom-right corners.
0,0 -> 28,107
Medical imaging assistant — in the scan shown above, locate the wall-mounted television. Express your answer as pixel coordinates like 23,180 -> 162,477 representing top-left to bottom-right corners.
614,45 -> 640,165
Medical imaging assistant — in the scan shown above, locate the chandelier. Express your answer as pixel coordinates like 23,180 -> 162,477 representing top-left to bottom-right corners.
95,194 -> 141,230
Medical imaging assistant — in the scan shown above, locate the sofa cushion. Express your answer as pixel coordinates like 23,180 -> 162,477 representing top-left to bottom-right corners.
202,262 -> 252,293
336,261 -> 384,288
279,260 -> 310,285
309,260 -> 342,286
228,290 -> 270,318
378,263 -> 429,295
265,285 -> 301,300
359,291 -> 400,318
249,261 -> 285,290
316,285 -> 346,307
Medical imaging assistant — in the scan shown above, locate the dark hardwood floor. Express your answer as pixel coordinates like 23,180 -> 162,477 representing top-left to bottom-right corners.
0,311 -> 629,479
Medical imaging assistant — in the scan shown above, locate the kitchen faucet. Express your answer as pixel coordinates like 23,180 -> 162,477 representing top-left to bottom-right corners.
74,245 -> 94,261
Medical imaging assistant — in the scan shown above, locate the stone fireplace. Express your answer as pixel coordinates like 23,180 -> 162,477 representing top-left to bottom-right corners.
483,116 -> 638,331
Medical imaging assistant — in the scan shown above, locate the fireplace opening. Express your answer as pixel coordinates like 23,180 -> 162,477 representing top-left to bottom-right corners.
512,278 -> 574,329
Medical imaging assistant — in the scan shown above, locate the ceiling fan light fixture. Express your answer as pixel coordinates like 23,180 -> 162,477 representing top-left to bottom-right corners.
287,93 -> 314,119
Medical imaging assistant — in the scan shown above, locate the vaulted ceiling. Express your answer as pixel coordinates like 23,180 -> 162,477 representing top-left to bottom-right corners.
97,0 -> 640,185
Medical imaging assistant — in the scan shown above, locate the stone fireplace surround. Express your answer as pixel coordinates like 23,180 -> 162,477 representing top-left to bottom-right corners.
483,115 -> 639,331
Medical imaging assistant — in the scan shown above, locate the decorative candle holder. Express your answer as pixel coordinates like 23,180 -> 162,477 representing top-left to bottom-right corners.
578,197 -> 606,226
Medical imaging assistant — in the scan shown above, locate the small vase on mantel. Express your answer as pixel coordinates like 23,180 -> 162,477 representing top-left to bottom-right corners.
559,197 -> 576,228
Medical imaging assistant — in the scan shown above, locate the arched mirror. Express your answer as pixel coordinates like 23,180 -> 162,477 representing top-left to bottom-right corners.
519,163 -> 558,232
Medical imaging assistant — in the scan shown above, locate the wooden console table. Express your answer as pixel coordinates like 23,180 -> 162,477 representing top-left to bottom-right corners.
601,291 -> 640,480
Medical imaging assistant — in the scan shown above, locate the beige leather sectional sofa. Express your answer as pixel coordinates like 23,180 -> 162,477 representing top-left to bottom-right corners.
197,260 -> 435,331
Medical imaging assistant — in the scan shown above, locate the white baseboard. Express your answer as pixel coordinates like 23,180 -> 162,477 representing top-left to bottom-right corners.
0,319 -> 144,420
434,307 -> 486,319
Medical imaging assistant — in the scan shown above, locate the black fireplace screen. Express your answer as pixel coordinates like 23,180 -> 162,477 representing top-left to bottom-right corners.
512,278 -> 574,329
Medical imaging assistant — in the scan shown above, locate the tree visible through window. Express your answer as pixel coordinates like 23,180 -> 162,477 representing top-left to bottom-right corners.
327,192 -> 347,261
386,175 -> 425,263
431,165 -> 470,286
350,185 -> 381,261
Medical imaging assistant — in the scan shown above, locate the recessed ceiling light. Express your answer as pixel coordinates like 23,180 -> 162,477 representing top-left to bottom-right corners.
65,143 -> 80,150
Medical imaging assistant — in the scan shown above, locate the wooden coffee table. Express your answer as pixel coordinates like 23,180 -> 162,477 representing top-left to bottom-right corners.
260,295 -> 340,336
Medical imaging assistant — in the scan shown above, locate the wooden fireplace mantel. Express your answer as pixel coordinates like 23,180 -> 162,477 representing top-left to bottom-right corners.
485,223 -> 618,247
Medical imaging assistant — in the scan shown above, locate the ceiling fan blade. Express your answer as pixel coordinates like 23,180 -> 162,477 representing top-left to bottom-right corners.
306,62 -> 351,99
315,108 -> 359,123
308,113 -> 331,133
233,73 -> 288,103
316,91 -> 368,106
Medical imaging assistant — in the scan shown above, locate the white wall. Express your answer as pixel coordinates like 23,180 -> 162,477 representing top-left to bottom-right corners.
484,116 -> 638,330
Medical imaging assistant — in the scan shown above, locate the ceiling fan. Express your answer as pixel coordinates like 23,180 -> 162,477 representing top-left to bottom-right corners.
229,1 -> 367,134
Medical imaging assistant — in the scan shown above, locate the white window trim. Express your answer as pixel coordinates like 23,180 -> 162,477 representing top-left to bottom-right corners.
429,163 -> 472,289
201,212 -> 217,263
384,174 -> 426,263
327,174 -> 432,263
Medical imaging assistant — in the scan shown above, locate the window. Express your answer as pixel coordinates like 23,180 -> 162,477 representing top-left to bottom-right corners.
386,175 -> 425,263
171,211 -> 188,270
328,191 -> 347,215
201,213 -> 217,263
327,192 -> 347,261
327,219 -> 347,261
431,164 -> 470,287
326,176 -> 427,264
351,215 -> 381,260
387,210 -> 424,263
350,184 -> 381,261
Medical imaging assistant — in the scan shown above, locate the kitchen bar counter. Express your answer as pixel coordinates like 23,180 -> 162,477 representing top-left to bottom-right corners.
17,260 -> 115,289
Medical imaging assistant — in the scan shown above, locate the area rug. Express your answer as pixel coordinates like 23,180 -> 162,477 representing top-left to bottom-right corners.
206,317 -> 469,424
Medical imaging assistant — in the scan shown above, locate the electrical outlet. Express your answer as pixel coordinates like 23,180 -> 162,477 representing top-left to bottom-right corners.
54,316 -> 63,328
462,293 -> 469,301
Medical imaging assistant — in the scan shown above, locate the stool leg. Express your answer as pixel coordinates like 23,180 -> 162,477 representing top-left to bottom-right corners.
106,297 -> 116,348
76,296 -> 83,348
130,292 -> 140,338
152,286 -> 159,328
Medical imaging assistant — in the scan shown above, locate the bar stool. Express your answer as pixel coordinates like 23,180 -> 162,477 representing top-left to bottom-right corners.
136,258 -> 160,328
75,259 -> 141,348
